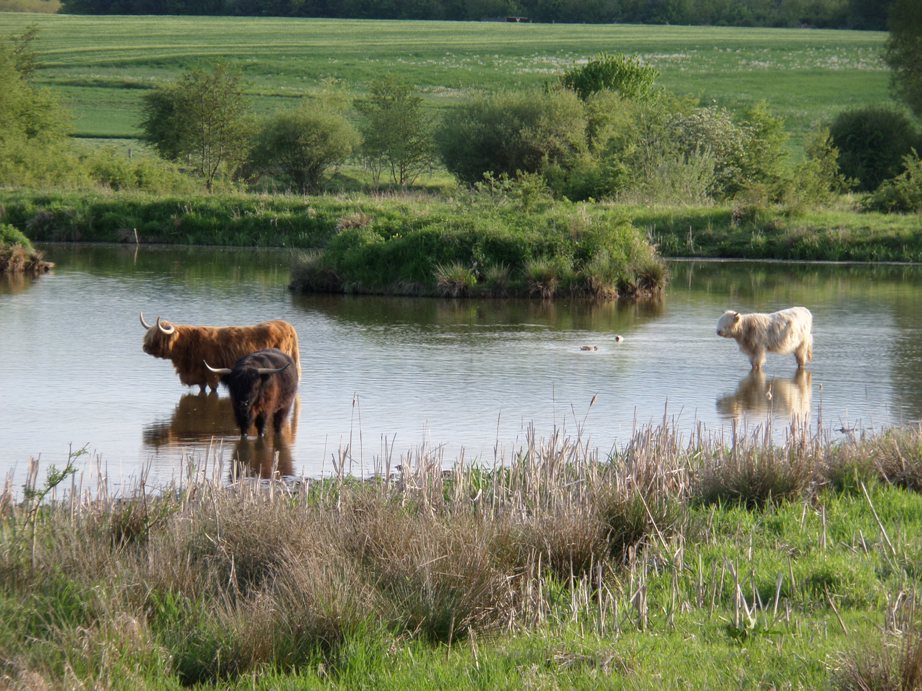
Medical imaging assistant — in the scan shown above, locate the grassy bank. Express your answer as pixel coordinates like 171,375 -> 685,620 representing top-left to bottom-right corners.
3,190 -> 920,267
0,191 -> 667,298
631,203 -> 922,263
2,422 -> 921,688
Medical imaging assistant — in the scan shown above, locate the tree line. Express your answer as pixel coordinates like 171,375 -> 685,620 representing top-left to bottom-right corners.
3,10 -> 920,212
59,0 -> 892,31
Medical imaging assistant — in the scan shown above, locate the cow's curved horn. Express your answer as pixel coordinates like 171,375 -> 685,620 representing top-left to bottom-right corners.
156,317 -> 175,335
139,312 -> 152,329
204,361 -> 232,375
256,363 -> 291,375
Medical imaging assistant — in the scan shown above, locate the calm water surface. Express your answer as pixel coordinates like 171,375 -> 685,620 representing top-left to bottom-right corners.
2,245 -> 921,493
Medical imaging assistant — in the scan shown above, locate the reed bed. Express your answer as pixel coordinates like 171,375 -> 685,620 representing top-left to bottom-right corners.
2,420 -> 921,687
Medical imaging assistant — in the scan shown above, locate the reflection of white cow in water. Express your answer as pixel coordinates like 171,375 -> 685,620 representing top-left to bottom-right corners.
717,370 -> 813,421
717,307 -> 813,370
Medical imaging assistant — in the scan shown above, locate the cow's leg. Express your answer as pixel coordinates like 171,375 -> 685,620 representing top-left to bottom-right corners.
750,349 -> 766,370
795,341 -> 809,368
255,413 -> 267,437
273,405 -> 291,435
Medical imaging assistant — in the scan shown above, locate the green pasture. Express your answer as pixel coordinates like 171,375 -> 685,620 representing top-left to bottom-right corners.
0,13 -> 890,146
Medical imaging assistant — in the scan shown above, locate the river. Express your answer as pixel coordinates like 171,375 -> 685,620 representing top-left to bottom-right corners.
1,245 -> 920,494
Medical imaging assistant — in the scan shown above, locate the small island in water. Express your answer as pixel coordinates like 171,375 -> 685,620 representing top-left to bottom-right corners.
0,223 -> 53,276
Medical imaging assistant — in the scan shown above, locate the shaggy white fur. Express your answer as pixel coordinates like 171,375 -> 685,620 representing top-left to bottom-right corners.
716,306 -> 813,370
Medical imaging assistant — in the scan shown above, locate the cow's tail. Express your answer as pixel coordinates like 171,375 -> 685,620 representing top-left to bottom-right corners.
291,327 -> 303,381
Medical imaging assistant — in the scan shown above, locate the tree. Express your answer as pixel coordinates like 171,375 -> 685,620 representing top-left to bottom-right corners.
885,0 -> 922,120
249,100 -> 359,194
0,30 -> 77,187
355,75 -> 435,188
141,63 -> 252,191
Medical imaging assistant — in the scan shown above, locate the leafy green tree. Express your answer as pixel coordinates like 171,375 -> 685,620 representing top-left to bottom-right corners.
0,30 -> 78,187
787,127 -> 854,207
141,63 -> 252,191
355,75 -> 435,188
884,0 -> 922,120
249,100 -> 359,194
560,52 -> 658,102
437,89 -> 586,185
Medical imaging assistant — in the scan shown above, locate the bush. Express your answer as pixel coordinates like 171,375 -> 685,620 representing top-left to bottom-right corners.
829,106 -> 922,191
559,52 -> 658,102
668,102 -> 788,200
786,127 -> 854,209
81,146 -> 200,195
437,89 -> 587,185
863,150 -> 922,214
249,102 -> 359,194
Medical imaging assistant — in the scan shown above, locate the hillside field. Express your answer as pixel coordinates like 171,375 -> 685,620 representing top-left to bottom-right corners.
0,13 -> 891,149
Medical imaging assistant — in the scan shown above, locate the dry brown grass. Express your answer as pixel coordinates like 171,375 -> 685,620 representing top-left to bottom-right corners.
3,421 -> 922,684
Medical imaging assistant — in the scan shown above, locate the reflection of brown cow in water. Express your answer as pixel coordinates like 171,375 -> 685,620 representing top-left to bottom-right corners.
143,392 -> 301,449
140,313 -> 301,392
717,369 -> 813,422
232,437 -> 294,480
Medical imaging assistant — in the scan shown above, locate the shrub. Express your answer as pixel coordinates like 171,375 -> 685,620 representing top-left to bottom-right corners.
829,106 -> 922,191
437,89 -> 587,185
863,150 -> 922,214
249,102 -> 359,194
560,52 -> 659,102
668,102 -> 788,200
786,127 -> 854,208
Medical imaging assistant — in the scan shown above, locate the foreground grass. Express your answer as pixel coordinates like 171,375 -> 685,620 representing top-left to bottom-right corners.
0,14 -> 889,145
2,422 -> 922,688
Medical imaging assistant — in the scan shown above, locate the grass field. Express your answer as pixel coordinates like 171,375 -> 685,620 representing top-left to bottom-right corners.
0,13 -> 891,147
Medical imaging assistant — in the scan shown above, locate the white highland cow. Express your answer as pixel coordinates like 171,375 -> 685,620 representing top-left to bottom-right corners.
716,306 -> 813,370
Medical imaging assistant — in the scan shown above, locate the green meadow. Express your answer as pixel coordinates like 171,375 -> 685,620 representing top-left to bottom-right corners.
0,13 -> 890,146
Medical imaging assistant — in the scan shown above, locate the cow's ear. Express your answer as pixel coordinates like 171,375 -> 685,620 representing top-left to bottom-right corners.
732,312 -> 741,323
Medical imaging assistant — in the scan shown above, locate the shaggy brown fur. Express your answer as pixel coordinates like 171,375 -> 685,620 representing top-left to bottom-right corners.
142,316 -> 301,392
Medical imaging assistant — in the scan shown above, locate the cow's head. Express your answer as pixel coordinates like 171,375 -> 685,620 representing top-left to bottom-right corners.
140,312 -> 178,357
716,310 -> 741,338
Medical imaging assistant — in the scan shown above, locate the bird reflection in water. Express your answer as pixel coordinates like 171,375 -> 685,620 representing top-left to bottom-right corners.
716,369 -> 813,422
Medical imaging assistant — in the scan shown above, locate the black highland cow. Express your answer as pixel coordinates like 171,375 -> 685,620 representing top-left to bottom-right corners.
205,348 -> 298,437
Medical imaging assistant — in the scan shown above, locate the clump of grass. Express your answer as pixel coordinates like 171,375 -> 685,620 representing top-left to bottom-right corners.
821,427 -> 922,493
483,262 -> 511,296
336,212 -> 373,231
289,250 -> 343,293
835,621 -> 922,690
525,257 -> 561,299
695,425 -> 817,508
434,261 -> 477,297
